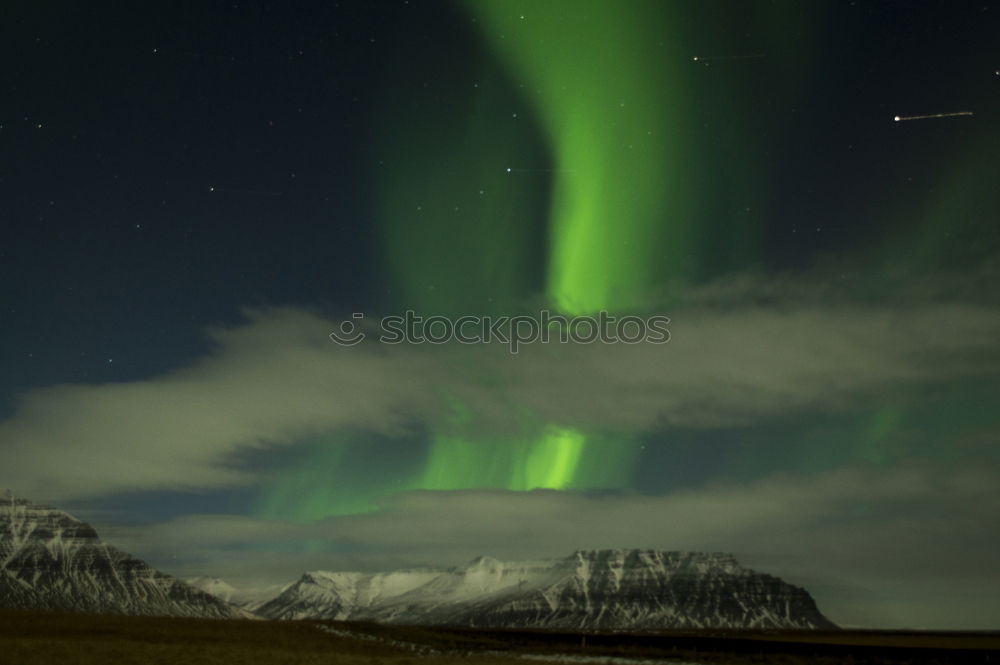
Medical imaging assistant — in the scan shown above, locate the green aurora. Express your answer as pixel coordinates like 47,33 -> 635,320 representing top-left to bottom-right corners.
257,0 -> 996,522
393,0 -> 686,504
259,0 -> 684,519
466,0 -> 695,315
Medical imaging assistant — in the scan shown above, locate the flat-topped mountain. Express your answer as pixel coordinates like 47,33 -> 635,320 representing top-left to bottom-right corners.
257,549 -> 836,629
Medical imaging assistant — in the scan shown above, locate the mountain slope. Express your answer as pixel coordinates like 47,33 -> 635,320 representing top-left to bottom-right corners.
258,569 -> 446,620
0,491 -> 245,618
258,549 -> 836,629
185,576 -> 291,613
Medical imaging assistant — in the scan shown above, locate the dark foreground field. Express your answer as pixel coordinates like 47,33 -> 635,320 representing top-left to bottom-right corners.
1,611 -> 997,665
356,622 -> 1000,664
0,611 -> 515,665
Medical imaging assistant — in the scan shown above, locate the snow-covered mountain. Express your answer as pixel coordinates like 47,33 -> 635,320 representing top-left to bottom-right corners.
185,576 -> 290,613
0,491 -> 245,618
257,549 -> 836,629
257,568 -> 446,621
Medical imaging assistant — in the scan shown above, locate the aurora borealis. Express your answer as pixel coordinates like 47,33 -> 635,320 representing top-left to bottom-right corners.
267,0 -> 695,510
468,0 -> 694,315
2,0 -> 999,629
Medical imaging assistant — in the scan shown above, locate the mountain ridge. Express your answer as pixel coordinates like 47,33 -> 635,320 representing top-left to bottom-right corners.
257,548 -> 837,629
1,491 -> 837,629
0,492 -> 247,618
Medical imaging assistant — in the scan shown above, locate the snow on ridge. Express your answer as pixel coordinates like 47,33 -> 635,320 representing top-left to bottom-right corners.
187,576 -> 237,598
255,549 -> 837,630
1,492 -> 246,619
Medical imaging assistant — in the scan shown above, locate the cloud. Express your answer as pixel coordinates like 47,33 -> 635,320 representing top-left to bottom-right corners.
1,269 -> 999,501
101,465 -> 1000,630
0,308 -> 440,500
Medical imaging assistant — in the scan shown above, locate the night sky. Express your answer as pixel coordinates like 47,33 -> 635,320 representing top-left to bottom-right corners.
2,0 -> 999,629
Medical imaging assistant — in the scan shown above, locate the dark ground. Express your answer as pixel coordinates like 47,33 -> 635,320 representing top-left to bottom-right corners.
1,610 -> 997,665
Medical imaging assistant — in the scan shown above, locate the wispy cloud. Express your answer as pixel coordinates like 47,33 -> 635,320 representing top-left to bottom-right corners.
1,268 -> 998,501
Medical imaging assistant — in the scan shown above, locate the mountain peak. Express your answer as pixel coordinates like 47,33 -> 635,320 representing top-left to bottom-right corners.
1,493 -> 245,618
467,555 -> 504,569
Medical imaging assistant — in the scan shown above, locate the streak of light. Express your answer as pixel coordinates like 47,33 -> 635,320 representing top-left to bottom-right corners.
893,111 -> 973,122
692,54 -> 765,62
